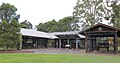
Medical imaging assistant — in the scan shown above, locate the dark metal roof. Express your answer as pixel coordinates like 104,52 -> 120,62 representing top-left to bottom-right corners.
79,23 -> 120,37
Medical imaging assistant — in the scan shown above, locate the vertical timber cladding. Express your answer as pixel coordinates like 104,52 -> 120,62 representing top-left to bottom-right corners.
80,23 -> 120,53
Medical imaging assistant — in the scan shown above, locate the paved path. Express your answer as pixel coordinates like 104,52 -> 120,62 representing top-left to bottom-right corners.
35,49 -> 85,54
21,49 -> 85,54
1,49 -> 119,54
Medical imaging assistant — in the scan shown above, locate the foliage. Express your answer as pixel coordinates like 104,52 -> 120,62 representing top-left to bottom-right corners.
36,19 -> 58,32
73,0 -> 105,30
58,16 -> 80,31
105,0 -> 120,27
0,3 -> 21,51
104,0 -> 120,45
36,16 -> 80,32
20,20 -> 33,29
0,54 -> 120,63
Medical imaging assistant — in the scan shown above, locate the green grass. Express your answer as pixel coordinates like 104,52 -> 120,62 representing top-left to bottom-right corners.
0,54 -> 120,63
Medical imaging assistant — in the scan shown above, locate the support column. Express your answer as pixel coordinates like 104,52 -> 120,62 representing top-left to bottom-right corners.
35,38 -> 37,49
76,39 -> 78,49
67,39 -> 69,45
54,40 -> 56,48
33,38 -> 35,49
44,39 -> 48,48
20,36 -> 23,49
59,39 -> 61,49
67,39 -> 70,48
92,37 -> 95,51
114,31 -> 118,53
85,32 -> 88,53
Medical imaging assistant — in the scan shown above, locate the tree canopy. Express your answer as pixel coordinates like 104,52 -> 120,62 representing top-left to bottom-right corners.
36,16 -> 80,32
73,0 -> 106,30
20,20 -> 33,29
73,0 -> 120,30
0,3 -> 22,51
36,19 -> 58,32
105,0 -> 120,27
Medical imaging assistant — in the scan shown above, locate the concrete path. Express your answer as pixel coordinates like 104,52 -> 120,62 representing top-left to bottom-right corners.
21,48 -> 85,54
34,49 -> 85,54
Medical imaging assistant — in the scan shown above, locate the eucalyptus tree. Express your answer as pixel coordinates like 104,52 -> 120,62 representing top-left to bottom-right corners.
104,0 -> 120,46
105,0 -> 120,27
73,0 -> 105,30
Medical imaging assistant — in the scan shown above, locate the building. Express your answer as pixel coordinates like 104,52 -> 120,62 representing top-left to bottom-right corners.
21,28 -> 57,49
50,31 -> 85,49
21,23 -> 120,53
79,23 -> 120,53
21,28 -> 85,49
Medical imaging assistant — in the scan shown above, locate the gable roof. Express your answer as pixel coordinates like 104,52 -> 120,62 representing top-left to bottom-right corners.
21,28 -> 85,39
79,23 -> 120,37
21,28 -> 58,39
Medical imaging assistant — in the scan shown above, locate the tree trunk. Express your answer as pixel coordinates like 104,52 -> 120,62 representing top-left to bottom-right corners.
5,44 -> 8,51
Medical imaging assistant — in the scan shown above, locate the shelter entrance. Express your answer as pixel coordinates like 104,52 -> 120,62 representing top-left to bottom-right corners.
79,23 -> 120,53
86,32 -> 116,53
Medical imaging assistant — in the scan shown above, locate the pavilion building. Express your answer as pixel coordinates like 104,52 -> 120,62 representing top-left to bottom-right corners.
79,23 -> 120,53
21,28 -> 85,49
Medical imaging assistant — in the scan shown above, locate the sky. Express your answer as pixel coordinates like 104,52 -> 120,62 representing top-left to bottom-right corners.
0,0 -> 77,27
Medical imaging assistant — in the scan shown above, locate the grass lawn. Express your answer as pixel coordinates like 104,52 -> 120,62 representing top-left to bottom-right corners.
0,54 -> 120,63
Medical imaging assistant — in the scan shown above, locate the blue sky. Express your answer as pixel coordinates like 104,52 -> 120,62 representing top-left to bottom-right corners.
0,0 -> 77,27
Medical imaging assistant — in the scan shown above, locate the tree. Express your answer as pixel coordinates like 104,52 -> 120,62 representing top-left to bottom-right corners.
105,0 -> 120,27
58,16 -> 80,31
0,3 -> 21,51
20,20 -> 33,29
36,16 -> 80,32
73,0 -> 105,30
36,19 -> 58,32
105,0 -> 120,46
